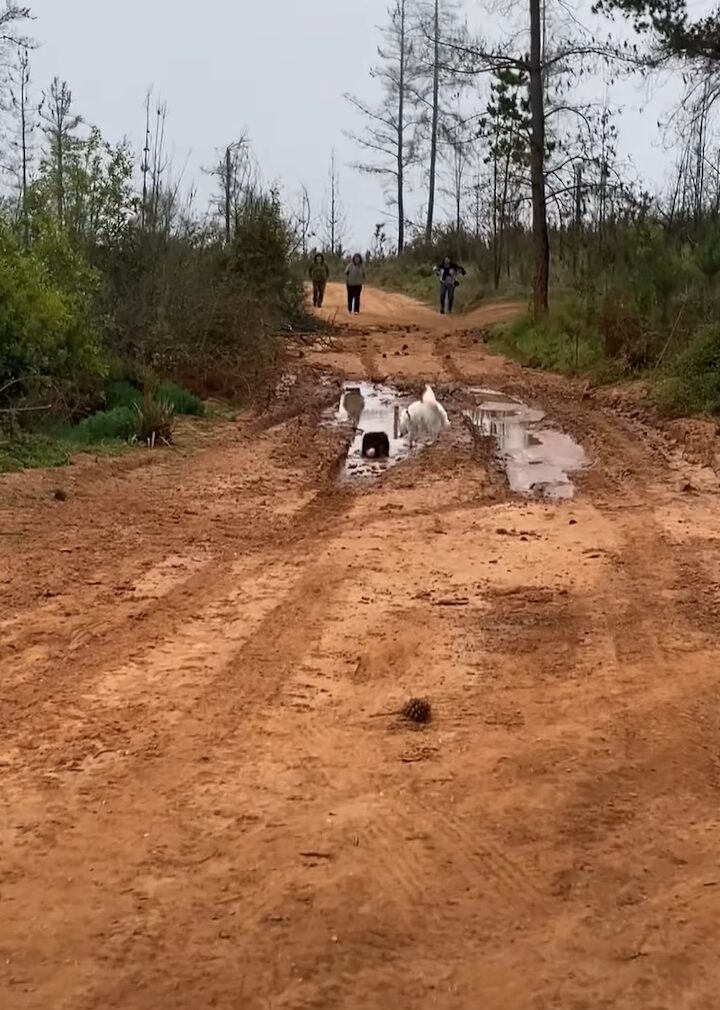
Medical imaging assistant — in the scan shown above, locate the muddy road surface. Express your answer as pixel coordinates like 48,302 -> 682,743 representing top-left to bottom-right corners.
3,285 -> 720,1009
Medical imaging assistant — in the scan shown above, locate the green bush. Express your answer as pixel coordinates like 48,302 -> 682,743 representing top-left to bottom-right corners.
655,324 -> 720,416
77,406 -> 139,442
106,379 -> 142,410
105,378 -> 203,416
157,381 -> 204,416
0,225 -> 106,408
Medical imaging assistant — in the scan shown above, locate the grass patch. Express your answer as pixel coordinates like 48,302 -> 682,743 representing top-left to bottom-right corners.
157,381 -> 204,416
106,378 -> 204,416
370,261 -> 498,314
491,306 -> 606,375
654,323 -> 720,416
0,424 -> 130,473
0,379 -> 197,473
78,406 -> 139,442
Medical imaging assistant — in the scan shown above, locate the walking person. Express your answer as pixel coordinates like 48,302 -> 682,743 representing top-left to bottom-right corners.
345,253 -> 366,314
434,255 -> 467,314
309,252 -> 330,308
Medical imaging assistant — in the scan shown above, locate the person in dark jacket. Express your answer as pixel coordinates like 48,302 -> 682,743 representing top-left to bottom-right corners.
345,253 -> 366,314
434,256 -> 467,314
309,252 -> 330,307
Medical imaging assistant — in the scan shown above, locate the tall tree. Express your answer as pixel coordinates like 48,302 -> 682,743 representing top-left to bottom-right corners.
207,134 -> 253,243
528,0 -> 550,317
346,0 -> 423,251
322,149 -> 347,255
426,0 -> 441,240
8,47 -> 35,246
416,0 -> 464,240
0,3 -> 31,69
39,77 -> 81,229
294,183 -> 313,257
439,103 -> 476,232
443,4 -> 637,317
479,69 -> 529,289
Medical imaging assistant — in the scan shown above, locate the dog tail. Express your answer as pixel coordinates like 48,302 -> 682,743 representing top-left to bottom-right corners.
422,384 -> 436,404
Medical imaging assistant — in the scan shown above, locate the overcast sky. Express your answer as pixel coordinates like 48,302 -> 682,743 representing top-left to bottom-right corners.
27,0 -> 690,250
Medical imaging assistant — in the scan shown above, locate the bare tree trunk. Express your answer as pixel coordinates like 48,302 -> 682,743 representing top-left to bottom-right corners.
141,93 -> 151,233
224,146 -> 232,244
498,148 -> 511,286
19,51 -> 30,248
300,185 -> 311,256
529,0 -> 549,319
426,0 -> 440,241
492,127 -> 500,289
56,132 -> 64,228
573,161 -> 582,280
329,149 -> 337,254
397,0 -> 407,252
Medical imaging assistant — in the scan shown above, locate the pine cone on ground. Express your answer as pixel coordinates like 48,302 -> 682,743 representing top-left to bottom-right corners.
401,697 -> 432,725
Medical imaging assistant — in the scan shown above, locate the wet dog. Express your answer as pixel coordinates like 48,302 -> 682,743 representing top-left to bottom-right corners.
399,385 -> 451,446
342,388 -> 365,428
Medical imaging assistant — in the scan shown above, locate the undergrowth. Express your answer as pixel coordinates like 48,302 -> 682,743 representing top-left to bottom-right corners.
0,378 -> 203,473
490,304 -> 609,376
369,260 -> 509,314
654,324 -> 720,416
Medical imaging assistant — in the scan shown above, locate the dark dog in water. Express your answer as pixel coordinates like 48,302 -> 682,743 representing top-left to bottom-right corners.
362,431 -> 390,459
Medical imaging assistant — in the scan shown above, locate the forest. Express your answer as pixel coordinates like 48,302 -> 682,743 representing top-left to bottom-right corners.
343,0 -> 720,413
2,0 -> 720,472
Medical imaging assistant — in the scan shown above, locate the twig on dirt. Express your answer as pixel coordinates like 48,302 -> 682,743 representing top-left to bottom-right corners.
299,851 -> 333,860
182,850 -> 220,867
433,597 -> 470,607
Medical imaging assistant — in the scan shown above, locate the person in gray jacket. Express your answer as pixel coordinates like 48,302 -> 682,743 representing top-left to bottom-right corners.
345,254 -> 366,314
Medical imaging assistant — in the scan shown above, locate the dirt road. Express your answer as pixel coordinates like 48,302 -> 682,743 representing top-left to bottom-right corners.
2,285 -> 720,1009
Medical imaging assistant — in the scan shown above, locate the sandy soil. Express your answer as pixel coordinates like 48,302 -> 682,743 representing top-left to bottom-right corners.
2,284 -> 720,1009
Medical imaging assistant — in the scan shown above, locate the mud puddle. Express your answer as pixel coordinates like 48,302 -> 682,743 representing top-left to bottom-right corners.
327,382 -> 413,481
465,389 -> 587,499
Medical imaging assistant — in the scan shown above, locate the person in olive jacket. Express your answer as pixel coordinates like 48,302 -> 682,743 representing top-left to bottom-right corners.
345,253 -> 366,314
309,252 -> 330,308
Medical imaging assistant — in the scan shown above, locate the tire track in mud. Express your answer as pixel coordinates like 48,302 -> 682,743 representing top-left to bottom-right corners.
0,464 -> 353,713
357,334 -> 379,378
8,286 -> 720,1010
432,332 -> 465,381
0,560 -> 350,1010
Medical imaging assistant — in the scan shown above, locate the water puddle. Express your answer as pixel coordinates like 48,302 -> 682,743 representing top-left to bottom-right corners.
328,381 -> 414,481
324,381 -> 587,495
465,389 -> 587,499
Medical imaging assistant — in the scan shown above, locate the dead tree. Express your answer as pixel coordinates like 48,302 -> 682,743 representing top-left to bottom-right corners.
322,149 -> 347,255
345,0 -> 423,252
9,47 -> 35,246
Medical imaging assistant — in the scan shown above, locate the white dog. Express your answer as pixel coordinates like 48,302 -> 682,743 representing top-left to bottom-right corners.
399,385 -> 451,446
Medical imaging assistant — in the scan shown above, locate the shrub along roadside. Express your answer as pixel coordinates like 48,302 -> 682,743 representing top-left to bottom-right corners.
488,302 -> 720,417
0,378 -> 204,473
653,324 -> 720,417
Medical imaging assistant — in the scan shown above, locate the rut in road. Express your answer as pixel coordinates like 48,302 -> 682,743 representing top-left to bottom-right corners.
2,286 -> 720,1010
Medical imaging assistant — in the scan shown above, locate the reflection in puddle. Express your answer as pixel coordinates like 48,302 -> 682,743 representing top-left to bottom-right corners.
465,389 -> 587,499
329,381 -> 414,481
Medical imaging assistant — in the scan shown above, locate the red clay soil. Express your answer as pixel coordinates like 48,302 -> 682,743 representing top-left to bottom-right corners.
2,286 -> 720,1009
